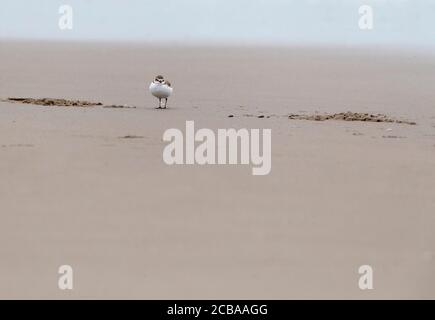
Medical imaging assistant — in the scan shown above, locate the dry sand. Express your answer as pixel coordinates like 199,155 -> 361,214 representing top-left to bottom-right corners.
1,42 -> 435,299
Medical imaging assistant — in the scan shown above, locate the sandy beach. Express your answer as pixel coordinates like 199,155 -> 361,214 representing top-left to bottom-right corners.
1,41 -> 435,299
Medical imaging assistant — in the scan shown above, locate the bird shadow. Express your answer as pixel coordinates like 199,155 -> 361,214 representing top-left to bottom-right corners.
141,106 -> 179,111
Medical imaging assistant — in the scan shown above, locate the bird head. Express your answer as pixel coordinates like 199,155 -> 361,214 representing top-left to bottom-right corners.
155,75 -> 165,83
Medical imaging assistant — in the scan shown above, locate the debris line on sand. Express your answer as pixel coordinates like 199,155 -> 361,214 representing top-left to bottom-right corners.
5,97 -> 103,107
288,112 -> 416,125
118,135 -> 144,139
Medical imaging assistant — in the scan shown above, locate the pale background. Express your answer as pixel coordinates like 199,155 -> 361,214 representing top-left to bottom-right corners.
0,0 -> 434,47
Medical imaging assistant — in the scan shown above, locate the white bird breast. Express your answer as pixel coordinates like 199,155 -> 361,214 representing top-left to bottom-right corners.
149,82 -> 173,99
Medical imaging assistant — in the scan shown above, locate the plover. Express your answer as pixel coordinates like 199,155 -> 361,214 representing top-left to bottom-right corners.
149,75 -> 173,109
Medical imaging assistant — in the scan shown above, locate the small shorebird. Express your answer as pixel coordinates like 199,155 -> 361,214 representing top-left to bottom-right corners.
149,75 -> 173,109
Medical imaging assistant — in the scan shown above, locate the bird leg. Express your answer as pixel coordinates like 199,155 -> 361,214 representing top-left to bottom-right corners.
164,98 -> 168,109
158,98 -> 162,109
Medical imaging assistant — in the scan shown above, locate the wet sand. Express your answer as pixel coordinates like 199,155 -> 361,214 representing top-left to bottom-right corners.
1,42 -> 435,299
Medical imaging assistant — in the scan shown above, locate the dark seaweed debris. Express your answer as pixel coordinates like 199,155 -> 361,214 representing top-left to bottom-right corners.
288,112 -> 416,125
6,97 -> 103,107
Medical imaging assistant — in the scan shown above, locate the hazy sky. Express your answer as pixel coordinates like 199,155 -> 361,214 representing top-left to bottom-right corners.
1,0 -> 434,47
